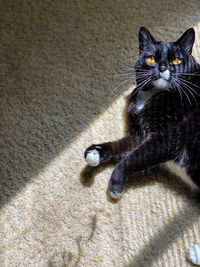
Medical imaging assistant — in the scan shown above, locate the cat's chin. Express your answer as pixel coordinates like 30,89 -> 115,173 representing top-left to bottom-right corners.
152,78 -> 169,89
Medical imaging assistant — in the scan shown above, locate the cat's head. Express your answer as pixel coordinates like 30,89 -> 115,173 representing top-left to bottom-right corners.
135,27 -> 198,91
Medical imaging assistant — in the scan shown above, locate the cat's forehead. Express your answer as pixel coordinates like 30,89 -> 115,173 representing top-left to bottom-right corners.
144,42 -> 182,58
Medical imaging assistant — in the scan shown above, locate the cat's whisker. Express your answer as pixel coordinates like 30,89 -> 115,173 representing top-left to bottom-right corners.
112,72 -> 133,77
180,87 -> 192,106
123,66 -> 135,72
176,72 -> 200,77
133,72 -> 150,76
135,70 -> 151,80
135,69 -> 150,71
136,75 -> 149,79
172,76 -> 189,104
128,77 -> 152,99
135,67 -> 150,71
177,76 -> 200,89
111,77 -> 134,96
181,84 -> 198,106
175,77 -> 199,106
185,88 -> 198,106
175,77 -> 200,96
175,76 -> 200,97
173,76 -> 192,106
136,78 -> 152,101
124,72 -> 150,80
171,77 -> 183,102
117,73 -> 150,82
116,68 -> 150,78
134,76 -> 150,81
137,76 -> 151,88
135,69 -> 150,73
131,77 -> 152,98
135,73 -> 151,79
111,67 -> 151,97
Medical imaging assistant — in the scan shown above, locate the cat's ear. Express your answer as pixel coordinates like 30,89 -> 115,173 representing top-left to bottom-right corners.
174,28 -> 195,54
139,27 -> 156,52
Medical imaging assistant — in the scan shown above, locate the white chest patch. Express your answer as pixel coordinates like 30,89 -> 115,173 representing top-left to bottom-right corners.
162,161 -> 199,191
136,70 -> 171,111
152,78 -> 169,89
152,70 -> 170,89
136,88 -> 162,111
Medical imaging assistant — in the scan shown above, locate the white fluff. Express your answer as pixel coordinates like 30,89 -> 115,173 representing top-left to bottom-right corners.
136,88 -> 162,111
160,69 -> 170,80
152,77 -> 169,89
187,244 -> 200,265
136,70 -> 170,111
85,149 -> 100,166
153,70 -> 170,89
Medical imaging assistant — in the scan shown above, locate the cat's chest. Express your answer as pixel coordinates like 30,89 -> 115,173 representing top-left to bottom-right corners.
136,88 -> 162,111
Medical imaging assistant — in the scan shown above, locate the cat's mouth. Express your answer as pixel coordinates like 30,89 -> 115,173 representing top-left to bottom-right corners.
160,70 -> 170,80
152,70 -> 170,89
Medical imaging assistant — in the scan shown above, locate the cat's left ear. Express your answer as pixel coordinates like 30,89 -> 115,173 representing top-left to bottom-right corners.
174,28 -> 195,54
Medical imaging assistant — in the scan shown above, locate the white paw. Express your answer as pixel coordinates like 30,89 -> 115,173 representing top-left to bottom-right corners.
85,149 -> 100,167
187,244 -> 200,265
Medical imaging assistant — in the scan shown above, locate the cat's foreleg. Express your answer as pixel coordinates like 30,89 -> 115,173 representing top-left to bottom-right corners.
84,133 -> 138,166
109,135 -> 172,198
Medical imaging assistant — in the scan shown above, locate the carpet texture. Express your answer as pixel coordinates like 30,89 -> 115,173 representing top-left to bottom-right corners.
1,0 -> 200,266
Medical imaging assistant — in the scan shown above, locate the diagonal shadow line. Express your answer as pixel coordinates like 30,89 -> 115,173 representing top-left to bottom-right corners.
1,0 -> 200,212
81,163 -> 200,266
126,205 -> 200,267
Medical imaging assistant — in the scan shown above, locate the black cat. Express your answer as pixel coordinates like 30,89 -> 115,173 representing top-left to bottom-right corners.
84,27 -> 200,199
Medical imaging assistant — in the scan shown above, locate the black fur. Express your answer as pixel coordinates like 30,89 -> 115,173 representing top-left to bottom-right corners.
84,27 -> 200,198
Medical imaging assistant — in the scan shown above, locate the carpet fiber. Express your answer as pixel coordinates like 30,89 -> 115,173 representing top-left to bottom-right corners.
1,0 -> 200,266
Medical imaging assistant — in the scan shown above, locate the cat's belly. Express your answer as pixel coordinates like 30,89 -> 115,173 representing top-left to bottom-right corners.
162,161 -> 199,191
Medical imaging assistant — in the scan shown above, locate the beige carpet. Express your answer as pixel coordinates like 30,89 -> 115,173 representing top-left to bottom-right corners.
1,0 -> 200,266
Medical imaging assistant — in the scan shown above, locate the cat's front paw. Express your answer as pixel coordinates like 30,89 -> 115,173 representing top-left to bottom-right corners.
84,144 -> 107,167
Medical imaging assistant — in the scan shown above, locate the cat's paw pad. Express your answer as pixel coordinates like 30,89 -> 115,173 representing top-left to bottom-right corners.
187,244 -> 200,265
85,148 -> 100,167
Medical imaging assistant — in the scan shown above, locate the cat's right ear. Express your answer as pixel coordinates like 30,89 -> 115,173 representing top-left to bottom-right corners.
174,28 -> 195,54
139,27 -> 156,53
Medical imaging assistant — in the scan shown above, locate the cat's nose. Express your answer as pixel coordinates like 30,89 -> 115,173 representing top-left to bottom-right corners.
159,64 -> 167,72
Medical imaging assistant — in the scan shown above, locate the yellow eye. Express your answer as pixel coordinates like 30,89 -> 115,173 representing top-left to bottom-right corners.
146,57 -> 155,64
172,58 -> 182,65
